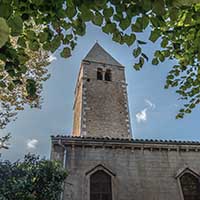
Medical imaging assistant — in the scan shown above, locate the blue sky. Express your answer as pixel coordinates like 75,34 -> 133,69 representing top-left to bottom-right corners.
1,24 -> 200,161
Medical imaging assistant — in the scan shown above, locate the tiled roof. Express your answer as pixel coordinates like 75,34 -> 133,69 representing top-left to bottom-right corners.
83,42 -> 123,66
51,135 -> 200,145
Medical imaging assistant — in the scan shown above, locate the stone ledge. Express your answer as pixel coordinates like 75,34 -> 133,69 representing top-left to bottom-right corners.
51,135 -> 200,152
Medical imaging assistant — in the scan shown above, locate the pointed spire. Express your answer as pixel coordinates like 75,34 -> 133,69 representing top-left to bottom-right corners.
83,42 -> 123,66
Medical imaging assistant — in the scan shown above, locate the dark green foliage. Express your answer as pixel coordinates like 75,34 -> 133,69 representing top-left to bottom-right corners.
0,154 -> 67,200
0,133 -> 10,149
0,0 -> 200,119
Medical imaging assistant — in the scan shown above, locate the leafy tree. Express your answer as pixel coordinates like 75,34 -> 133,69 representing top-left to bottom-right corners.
0,133 -> 10,149
0,154 -> 67,200
0,0 -> 200,120
0,22 -> 50,130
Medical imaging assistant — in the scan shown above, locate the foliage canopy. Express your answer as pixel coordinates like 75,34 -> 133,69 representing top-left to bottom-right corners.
0,0 -> 200,121
0,154 -> 67,200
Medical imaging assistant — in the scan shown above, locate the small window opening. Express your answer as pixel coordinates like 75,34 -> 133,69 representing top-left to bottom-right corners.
87,78 -> 90,82
90,170 -> 112,200
180,172 -> 200,200
97,68 -> 103,80
105,69 -> 112,81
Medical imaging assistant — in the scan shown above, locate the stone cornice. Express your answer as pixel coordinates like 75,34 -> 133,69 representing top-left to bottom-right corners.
51,135 -> 200,152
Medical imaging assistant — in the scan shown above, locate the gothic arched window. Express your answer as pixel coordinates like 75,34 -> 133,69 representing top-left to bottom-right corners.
180,172 -> 200,200
97,68 -> 103,80
105,69 -> 112,81
90,170 -> 112,200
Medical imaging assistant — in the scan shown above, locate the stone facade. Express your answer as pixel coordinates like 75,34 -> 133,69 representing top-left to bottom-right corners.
51,43 -> 200,200
72,66 -> 83,136
72,43 -> 131,138
51,136 -> 200,200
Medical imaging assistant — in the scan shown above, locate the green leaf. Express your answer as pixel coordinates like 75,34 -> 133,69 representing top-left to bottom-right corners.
142,0 -> 152,11
167,75 -> 174,80
60,47 -> 71,58
169,8 -> 179,21
39,32 -> 49,43
152,58 -> 159,65
119,17 -> 131,31
133,47 -> 141,58
150,17 -> 161,27
185,108 -> 191,113
149,30 -> 160,43
73,18 -> 86,36
18,52 -> 29,64
102,23 -> 116,34
161,38 -> 168,48
189,103 -> 195,109
61,21 -> 71,30
92,12 -> 103,26
70,41 -> 76,50
152,0 -> 165,16
13,79 -> 23,85
94,0 -> 107,7
134,57 -> 144,70
113,13 -> 123,22
112,32 -> 122,43
7,15 -> 23,36
141,53 -> 148,61
17,37 -> 26,48
26,79 -> 36,97
0,53 -> 6,62
102,25 -> 110,34
80,6 -> 93,22
50,35 -> 61,53
159,53 -> 165,62
134,63 -> 141,70
0,81 -> 6,87
132,19 -> 143,32
29,40 -> 40,51
57,9 -> 67,18
137,40 -> 147,45
66,34 -> 73,40
176,113 -> 184,119
141,15 -> 149,29
5,61 -> 14,71
103,7 -> 114,19
66,5 -> 76,18
124,34 -> 136,46
132,16 -> 149,32
19,65 -> 28,73
0,17 -> 9,48
5,61 -> 15,76
139,56 -> 144,66
26,30 -> 37,40
8,82 -> 14,91
154,50 -> 161,57
0,3 -> 13,19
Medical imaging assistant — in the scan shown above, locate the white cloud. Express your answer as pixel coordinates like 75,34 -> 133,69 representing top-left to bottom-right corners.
26,139 -> 38,149
136,108 -> 147,123
136,99 -> 155,123
145,99 -> 156,109
48,54 -> 57,62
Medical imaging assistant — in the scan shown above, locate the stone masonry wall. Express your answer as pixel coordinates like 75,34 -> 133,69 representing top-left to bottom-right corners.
51,139 -> 200,200
72,66 -> 83,136
73,61 -> 131,138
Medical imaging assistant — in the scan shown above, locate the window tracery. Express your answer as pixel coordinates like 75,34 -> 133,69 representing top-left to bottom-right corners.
105,69 -> 112,81
180,172 -> 200,200
97,68 -> 103,80
90,170 -> 112,200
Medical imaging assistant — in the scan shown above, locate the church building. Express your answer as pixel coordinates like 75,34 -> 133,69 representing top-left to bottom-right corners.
51,43 -> 200,200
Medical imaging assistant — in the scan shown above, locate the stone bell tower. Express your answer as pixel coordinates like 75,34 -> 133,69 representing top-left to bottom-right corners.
72,43 -> 132,138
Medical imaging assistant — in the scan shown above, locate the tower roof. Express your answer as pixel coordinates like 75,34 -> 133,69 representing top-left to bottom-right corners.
83,42 -> 123,66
